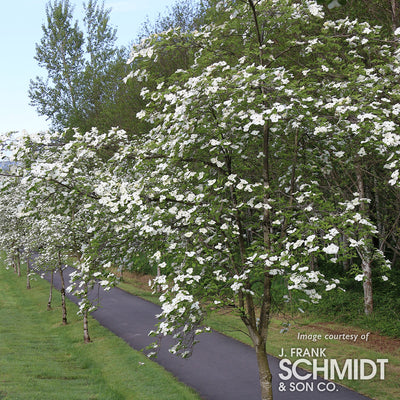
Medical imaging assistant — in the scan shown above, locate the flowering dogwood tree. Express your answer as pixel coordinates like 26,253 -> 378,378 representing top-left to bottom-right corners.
116,1 -> 399,397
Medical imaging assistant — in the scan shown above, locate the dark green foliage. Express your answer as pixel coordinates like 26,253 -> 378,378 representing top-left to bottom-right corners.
125,253 -> 155,275
306,286 -> 400,337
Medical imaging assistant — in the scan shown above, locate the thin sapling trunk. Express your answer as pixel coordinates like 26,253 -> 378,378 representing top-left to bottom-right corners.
58,250 -> 68,325
83,309 -> 91,343
47,270 -> 54,310
26,256 -> 31,290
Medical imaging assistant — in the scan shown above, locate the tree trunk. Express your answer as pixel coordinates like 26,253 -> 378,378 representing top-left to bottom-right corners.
255,341 -> 273,400
362,258 -> 374,315
12,254 -> 17,274
374,181 -> 382,248
342,235 -> 351,272
83,309 -> 91,343
16,252 -> 21,277
59,268 -> 68,325
47,270 -> 54,310
26,256 -> 31,290
245,320 -> 274,400
156,264 -> 161,293
390,0 -> 400,33
356,163 -> 374,315
58,251 -> 68,325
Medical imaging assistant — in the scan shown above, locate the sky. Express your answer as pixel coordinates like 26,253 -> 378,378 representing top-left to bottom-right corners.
0,0 -> 178,136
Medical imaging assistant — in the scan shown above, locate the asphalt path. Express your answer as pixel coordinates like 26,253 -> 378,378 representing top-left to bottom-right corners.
43,266 -> 372,400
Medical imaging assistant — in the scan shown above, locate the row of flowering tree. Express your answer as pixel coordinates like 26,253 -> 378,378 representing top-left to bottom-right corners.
1,1 -> 400,399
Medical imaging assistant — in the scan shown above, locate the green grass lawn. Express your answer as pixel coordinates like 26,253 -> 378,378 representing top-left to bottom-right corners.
0,260 -> 201,400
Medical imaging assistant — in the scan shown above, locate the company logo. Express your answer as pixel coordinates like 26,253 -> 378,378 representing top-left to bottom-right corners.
277,347 -> 388,393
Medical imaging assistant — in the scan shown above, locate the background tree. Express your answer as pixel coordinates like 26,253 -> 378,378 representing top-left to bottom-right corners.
29,0 -> 126,134
29,0 -> 84,130
78,0 -> 128,133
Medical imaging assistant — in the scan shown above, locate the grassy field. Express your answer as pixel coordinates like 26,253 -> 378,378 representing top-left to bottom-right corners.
0,261 -> 201,400
119,272 -> 400,400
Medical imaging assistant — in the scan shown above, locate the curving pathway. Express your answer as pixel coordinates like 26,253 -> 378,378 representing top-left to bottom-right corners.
45,266 -> 372,400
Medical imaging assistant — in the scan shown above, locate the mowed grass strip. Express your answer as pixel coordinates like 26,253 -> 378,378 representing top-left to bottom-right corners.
0,261 -> 201,400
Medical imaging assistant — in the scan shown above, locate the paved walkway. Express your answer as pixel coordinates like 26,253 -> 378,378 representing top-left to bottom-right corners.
46,266 -> 371,400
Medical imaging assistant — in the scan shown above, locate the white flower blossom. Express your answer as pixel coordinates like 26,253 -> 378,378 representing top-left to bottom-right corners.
355,274 -> 364,281
322,243 -> 339,254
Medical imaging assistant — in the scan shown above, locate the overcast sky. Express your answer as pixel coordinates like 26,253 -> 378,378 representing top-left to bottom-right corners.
0,0 -> 178,136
